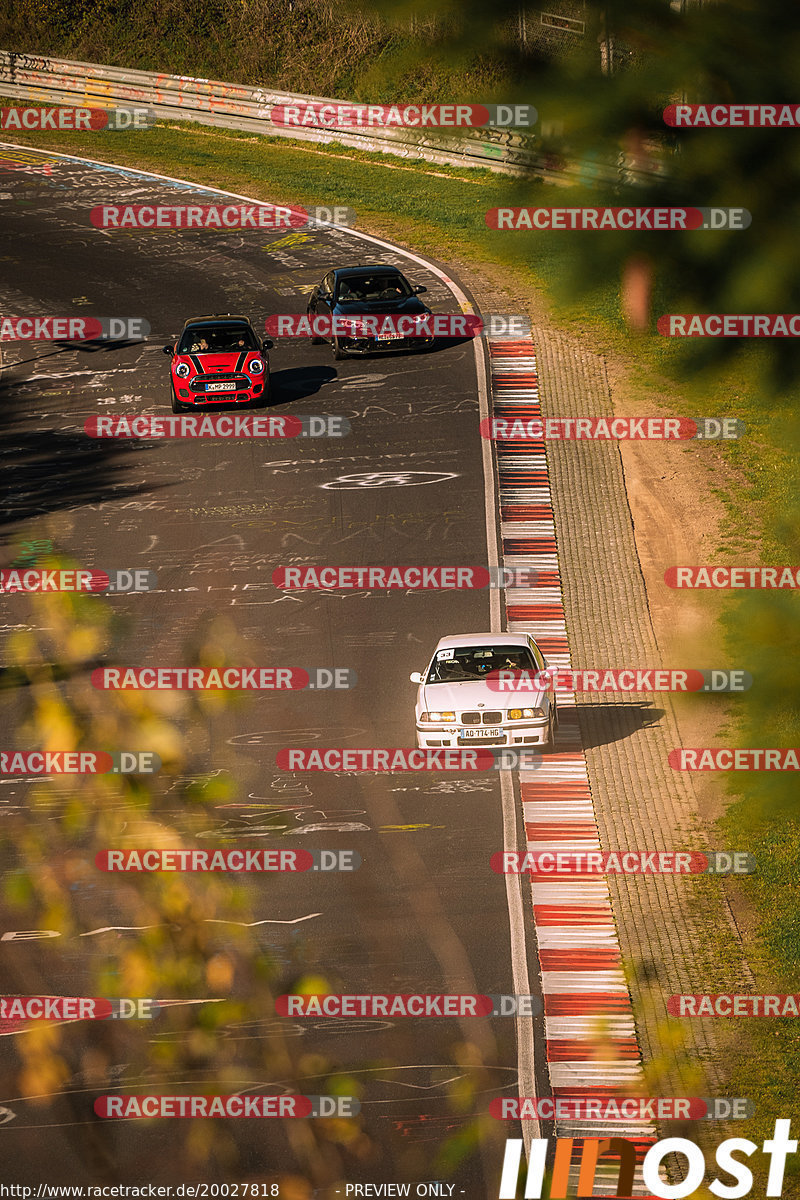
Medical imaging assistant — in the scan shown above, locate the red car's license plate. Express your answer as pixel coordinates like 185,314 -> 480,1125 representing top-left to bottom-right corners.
205,382 -> 237,392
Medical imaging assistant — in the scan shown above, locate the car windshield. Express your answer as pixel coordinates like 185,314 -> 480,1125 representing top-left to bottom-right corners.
178,325 -> 257,353
426,646 -> 536,683
335,273 -> 413,303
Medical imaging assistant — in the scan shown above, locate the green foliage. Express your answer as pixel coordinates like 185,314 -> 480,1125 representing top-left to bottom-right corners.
0,558 -> 364,1183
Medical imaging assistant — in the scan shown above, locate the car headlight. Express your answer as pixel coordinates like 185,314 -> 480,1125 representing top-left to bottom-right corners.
175,361 -> 191,378
249,357 -> 265,374
419,711 -> 456,722
508,707 -> 544,720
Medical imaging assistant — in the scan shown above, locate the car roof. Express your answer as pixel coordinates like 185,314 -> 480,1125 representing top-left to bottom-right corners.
181,315 -> 254,328
433,632 -> 533,650
334,265 -> 404,279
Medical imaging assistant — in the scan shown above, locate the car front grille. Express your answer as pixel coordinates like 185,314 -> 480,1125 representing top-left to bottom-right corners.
188,392 -> 250,404
190,374 -> 249,392
460,711 -> 503,724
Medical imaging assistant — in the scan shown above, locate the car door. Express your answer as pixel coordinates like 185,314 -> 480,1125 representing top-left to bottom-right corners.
528,637 -> 555,715
310,271 -> 336,319
528,637 -> 548,673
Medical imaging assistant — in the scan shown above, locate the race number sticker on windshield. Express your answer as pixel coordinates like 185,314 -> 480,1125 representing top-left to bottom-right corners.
436,649 -> 455,660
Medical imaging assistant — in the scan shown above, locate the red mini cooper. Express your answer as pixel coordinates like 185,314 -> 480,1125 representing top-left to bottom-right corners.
164,315 -> 272,412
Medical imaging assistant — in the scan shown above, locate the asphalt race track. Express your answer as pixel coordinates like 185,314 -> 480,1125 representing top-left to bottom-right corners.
0,147 -> 547,1191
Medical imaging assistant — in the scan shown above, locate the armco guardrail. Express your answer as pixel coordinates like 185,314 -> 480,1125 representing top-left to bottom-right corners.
0,51 -> 667,185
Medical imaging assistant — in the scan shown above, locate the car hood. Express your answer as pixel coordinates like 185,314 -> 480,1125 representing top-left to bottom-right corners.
333,298 -> 430,316
419,679 -> 545,712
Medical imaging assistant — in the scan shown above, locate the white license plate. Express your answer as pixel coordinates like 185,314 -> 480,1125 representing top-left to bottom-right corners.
205,381 -> 237,392
460,727 -> 502,739
376,335 -> 404,342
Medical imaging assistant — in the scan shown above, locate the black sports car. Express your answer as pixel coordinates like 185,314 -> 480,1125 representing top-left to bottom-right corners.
307,264 -> 433,358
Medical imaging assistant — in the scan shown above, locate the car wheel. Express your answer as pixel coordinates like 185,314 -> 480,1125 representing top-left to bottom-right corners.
333,336 -> 347,361
309,311 -> 324,344
170,385 -> 185,413
543,713 -> 556,753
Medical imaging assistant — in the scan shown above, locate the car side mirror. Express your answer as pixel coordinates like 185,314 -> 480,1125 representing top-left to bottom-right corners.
319,290 -> 332,303
163,344 -> 174,355
262,338 -> 274,350
413,285 -> 427,295
409,671 -> 423,684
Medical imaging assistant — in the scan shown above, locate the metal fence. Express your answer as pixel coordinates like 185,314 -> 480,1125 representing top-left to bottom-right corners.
0,50 -> 666,185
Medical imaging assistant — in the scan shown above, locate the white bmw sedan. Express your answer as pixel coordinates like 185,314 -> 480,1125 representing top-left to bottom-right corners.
410,632 -> 558,751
